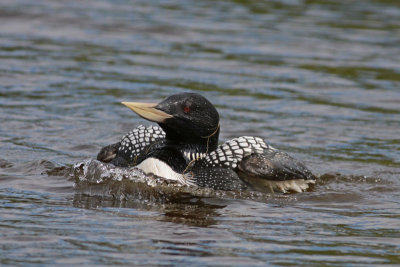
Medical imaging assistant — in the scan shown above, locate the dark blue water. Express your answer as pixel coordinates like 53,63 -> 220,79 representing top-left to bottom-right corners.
1,0 -> 400,265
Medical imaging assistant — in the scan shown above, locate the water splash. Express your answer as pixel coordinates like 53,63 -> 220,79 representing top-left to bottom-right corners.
71,159 -> 290,203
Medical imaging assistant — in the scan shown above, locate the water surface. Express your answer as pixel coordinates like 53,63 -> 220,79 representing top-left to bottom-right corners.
1,0 -> 400,265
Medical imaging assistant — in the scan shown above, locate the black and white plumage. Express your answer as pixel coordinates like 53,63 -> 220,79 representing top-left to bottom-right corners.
198,136 -> 268,169
118,125 -> 165,162
188,136 -> 315,193
97,125 -> 165,167
97,93 -> 316,193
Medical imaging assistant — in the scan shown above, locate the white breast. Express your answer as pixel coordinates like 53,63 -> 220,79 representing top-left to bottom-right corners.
136,158 -> 195,186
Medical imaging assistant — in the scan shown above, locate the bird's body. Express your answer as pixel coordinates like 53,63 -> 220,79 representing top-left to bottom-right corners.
97,93 -> 316,193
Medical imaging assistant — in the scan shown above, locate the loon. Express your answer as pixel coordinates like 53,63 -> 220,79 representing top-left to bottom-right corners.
97,93 -> 316,193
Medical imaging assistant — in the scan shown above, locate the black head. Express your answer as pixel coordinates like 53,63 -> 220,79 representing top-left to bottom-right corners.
122,93 -> 220,151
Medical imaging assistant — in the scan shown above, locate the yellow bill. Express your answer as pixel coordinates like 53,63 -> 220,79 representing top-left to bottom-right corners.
121,102 -> 173,123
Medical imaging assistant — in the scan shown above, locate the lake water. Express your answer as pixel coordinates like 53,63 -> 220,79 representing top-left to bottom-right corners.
1,0 -> 400,265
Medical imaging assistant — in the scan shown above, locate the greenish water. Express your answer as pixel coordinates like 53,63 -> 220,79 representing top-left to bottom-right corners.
1,0 -> 399,265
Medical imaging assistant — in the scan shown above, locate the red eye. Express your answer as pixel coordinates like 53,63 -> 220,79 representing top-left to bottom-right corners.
183,106 -> 190,113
